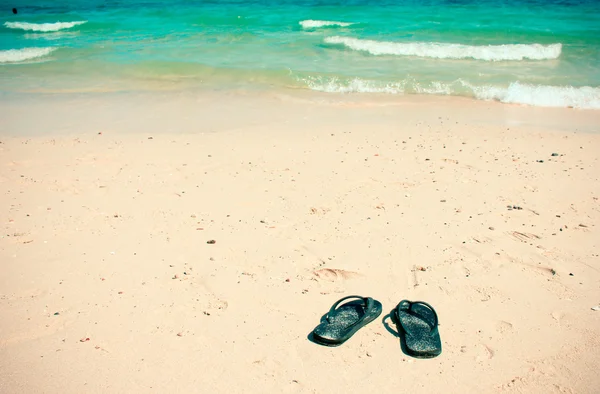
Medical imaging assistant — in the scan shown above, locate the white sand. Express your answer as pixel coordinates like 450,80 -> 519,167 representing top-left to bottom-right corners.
1,91 -> 599,393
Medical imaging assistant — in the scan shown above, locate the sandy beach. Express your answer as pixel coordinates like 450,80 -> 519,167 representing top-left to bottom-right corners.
1,91 -> 599,393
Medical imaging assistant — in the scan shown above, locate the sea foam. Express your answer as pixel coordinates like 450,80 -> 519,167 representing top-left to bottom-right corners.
467,82 -> 600,109
299,20 -> 353,29
4,21 -> 87,32
0,47 -> 57,63
303,76 -> 405,94
324,36 -> 562,61
302,76 -> 599,109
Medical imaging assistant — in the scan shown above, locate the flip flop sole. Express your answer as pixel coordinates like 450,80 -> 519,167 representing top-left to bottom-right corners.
313,303 -> 382,346
392,301 -> 442,359
312,299 -> 382,346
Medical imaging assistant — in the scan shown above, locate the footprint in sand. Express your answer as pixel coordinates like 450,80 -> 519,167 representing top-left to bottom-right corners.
551,311 -> 573,328
474,287 -> 497,302
495,320 -> 514,334
312,268 -> 361,282
475,344 -> 494,362
309,268 -> 361,294
199,295 -> 228,316
209,298 -> 228,311
551,311 -> 563,321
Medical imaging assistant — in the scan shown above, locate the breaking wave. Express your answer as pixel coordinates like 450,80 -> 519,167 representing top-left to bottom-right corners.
0,47 -> 57,63
299,20 -> 353,29
4,21 -> 87,32
301,76 -> 600,109
324,36 -> 562,61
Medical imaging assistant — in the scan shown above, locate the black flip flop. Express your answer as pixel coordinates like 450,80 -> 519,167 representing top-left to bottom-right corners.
311,295 -> 382,347
392,300 -> 442,358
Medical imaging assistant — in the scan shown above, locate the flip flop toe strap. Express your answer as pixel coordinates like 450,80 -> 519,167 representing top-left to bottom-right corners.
326,295 -> 372,323
395,300 -> 439,336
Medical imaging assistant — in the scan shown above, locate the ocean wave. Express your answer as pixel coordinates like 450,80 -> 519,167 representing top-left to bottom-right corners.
301,76 -> 599,109
302,76 -> 405,94
299,20 -> 353,29
0,47 -> 57,63
4,21 -> 87,32
466,81 -> 600,109
324,36 -> 562,61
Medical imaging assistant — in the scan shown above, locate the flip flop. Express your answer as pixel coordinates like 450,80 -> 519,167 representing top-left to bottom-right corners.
311,295 -> 382,347
392,300 -> 442,358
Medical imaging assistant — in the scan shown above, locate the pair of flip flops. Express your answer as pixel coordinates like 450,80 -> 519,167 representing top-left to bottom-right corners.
311,295 -> 442,359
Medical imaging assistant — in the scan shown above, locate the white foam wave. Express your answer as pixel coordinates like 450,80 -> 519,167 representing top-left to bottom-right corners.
4,21 -> 87,32
302,76 -> 600,109
302,76 -> 405,94
466,82 -> 600,109
299,20 -> 353,29
324,36 -> 562,61
0,47 -> 57,63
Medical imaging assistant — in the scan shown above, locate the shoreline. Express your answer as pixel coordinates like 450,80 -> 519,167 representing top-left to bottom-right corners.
2,88 -> 599,138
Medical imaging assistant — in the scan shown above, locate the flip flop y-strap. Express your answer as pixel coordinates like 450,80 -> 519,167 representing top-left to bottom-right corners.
395,300 -> 439,335
326,295 -> 372,323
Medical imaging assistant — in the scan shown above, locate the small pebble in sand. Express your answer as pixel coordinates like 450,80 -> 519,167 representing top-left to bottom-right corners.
489,227 -> 495,230
54,312 -> 60,316
177,332 -> 183,337
536,160 -> 544,163
592,306 -> 600,311
551,153 -> 559,156
569,273 -> 574,276
207,240 -> 216,244
285,278 -> 290,282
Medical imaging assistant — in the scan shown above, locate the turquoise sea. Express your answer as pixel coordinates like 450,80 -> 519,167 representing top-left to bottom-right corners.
1,0 -> 599,108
